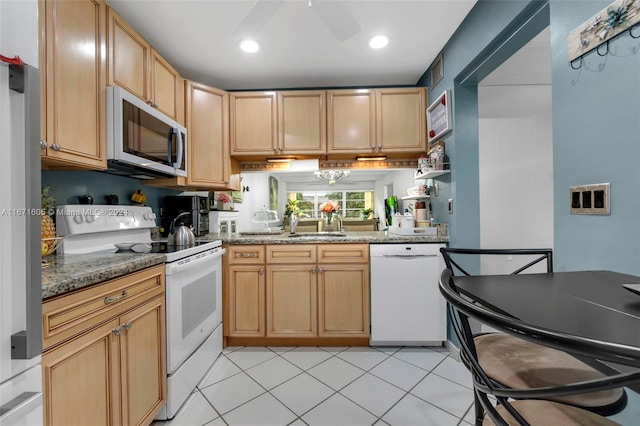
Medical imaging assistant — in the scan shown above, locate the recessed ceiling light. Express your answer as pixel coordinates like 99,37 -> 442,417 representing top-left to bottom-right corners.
368,35 -> 389,49
239,39 -> 260,53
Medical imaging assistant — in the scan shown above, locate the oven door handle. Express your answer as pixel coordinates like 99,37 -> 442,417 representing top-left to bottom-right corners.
166,248 -> 226,275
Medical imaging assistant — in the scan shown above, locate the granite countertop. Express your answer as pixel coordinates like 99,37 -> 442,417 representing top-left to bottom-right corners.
203,230 -> 449,245
41,252 -> 166,300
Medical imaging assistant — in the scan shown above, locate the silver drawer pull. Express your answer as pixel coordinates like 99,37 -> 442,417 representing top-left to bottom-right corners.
104,290 -> 128,304
122,321 -> 132,331
112,326 -> 122,336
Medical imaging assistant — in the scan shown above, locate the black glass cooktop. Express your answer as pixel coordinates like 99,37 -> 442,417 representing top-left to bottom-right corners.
150,241 -> 214,254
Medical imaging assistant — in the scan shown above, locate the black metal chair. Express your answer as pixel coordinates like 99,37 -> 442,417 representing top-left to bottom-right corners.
439,268 -> 640,426
439,248 -> 627,420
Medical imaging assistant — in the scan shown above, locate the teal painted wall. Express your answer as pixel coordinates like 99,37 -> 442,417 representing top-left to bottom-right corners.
417,0 -> 539,256
550,0 -> 640,275
42,171 -> 180,218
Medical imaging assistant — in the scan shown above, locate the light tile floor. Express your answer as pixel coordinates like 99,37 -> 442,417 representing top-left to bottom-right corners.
153,345 -> 640,426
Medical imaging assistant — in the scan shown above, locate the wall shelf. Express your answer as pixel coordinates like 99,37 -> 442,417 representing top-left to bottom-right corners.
415,170 -> 450,180
401,195 -> 431,201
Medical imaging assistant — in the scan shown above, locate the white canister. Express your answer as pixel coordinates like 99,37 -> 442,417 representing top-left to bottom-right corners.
400,215 -> 415,229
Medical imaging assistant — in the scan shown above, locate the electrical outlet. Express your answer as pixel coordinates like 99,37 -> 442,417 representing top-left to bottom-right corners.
569,183 -> 610,215
448,199 -> 453,214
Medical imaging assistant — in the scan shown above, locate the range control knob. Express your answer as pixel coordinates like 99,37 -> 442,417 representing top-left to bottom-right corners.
143,213 -> 150,220
73,215 -> 84,224
85,214 -> 95,223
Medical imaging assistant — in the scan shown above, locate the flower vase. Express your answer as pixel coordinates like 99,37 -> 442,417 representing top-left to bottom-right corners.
323,212 -> 338,232
217,201 -> 232,211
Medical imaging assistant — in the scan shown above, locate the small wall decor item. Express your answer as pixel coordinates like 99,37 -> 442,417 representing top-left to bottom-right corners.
568,0 -> 640,68
427,90 -> 452,143
430,53 -> 444,89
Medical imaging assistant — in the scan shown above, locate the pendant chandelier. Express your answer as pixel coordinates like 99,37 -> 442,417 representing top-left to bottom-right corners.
314,170 -> 350,185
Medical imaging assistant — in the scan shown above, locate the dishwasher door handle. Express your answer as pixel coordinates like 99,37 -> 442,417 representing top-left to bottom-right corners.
380,254 -> 439,259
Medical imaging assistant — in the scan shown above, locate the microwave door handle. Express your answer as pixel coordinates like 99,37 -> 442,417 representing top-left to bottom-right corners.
174,128 -> 184,169
166,129 -> 173,165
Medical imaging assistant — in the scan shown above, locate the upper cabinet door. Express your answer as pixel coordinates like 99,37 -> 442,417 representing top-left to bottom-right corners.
230,92 -> 278,156
107,7 -> 184,124
277,91 -> 326,155
40,0 -> 107,169
326,89 -> 376,155
376,87 -> 427,153
107,7 -> 150,102
185,81 -> 230,187
151,49 -> 183,124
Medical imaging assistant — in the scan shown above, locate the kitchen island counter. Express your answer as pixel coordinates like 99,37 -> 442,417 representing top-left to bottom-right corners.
204,230 -> 448,245
41,252 -> 166,299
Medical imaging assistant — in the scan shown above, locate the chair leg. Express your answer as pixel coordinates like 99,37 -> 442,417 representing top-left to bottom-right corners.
473,392 -> 484,426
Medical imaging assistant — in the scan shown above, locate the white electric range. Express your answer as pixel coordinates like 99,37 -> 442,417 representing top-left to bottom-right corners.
56,205 -> 224,420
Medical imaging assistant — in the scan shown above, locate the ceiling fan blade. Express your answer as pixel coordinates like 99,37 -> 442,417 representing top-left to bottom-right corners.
312,1 -> 361,42
232,0 -> 284,37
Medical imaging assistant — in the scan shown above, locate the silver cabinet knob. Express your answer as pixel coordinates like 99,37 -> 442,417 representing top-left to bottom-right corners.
50,143 -> 61,151
122,321 -> 132,331
40,140 -> 47,149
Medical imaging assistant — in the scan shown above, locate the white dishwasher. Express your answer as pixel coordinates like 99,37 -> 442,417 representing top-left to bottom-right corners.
370,243 -> 447,346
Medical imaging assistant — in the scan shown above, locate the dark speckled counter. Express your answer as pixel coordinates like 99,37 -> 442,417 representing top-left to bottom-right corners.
202,230 -> 448,245
41,252 -> 166,299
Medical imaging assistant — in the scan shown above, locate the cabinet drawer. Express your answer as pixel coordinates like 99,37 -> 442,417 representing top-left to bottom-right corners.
266,244 -> 317,264
43,265 -> 165,351
318,244 -> 369,263
226,245 -> 265,264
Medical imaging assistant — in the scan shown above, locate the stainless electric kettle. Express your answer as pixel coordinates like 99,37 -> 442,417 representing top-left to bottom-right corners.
168,211 -> 195,246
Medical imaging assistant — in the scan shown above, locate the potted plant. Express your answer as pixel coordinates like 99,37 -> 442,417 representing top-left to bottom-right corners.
215,192 -> 233,210
284,199 -> 300,218
360,208 -> 374,219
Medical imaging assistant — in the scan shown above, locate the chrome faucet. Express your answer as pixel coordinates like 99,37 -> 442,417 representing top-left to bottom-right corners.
289,211 -> 309,234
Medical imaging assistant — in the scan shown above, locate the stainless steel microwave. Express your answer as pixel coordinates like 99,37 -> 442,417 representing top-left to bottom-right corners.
106,86 -> 187,179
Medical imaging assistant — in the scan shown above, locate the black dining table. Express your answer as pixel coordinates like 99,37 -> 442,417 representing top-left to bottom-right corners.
451,270 -> 640,372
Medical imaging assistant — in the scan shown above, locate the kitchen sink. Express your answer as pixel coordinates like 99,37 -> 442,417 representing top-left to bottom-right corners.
286,232 -> 347,238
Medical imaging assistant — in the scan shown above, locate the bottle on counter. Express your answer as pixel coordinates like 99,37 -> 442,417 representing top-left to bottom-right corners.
430,216 -> 435,227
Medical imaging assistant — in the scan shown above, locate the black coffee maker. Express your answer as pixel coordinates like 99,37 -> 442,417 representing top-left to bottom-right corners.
162,196 -> 209,236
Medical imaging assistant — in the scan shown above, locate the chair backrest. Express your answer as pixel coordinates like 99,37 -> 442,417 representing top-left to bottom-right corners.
440,247 -> 553,276
438,268 -> 640,425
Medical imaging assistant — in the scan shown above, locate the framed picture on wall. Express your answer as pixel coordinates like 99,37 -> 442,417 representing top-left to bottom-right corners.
430,53 -> 444,88
427,89 -> 452,143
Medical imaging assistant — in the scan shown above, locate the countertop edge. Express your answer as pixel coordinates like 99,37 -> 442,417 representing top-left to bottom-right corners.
42,253 -> 166,300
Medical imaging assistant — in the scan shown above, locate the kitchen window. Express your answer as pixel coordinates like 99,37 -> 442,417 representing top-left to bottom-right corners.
287,191 -> 374,218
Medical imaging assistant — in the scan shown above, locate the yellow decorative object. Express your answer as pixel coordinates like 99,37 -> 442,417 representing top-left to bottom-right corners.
131,190 -> 147,204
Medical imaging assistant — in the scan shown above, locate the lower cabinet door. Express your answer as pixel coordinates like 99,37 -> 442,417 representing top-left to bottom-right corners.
119,296 -> 166,426
228,265 -> 266,337
266,265 -> 317,337
318,264 -> 370,337
42,318 -> 122,426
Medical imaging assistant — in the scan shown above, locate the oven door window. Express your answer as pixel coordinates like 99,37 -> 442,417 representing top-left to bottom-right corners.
122,99 -> 184,168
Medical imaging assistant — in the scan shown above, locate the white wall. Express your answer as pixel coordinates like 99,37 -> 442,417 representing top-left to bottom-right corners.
0,0 -> 39,67
478,87 -> 553,274
236,172 -> 271,232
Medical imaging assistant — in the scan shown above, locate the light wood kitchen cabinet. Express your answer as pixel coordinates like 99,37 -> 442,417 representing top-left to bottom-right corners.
326,87 -> 428,157
318,263 -> 369,337
266,264 -> 318,337
42,265 -> 166,426
326,89 -> 376,155
107,6 -> 184,124
277,91 -> 326,155
185,81 -> 233,188
375,87 -> 427,153
39,0 -> 107,170
224,243 -> 370,346
227,265 -> 266,337
224,245 -> 266,339
230,91 -> 278,157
